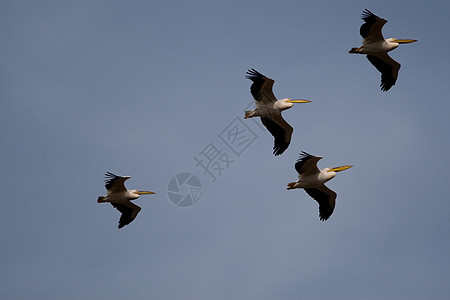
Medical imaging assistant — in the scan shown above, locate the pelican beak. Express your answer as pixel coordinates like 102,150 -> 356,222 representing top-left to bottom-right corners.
394,39 -> 417,44
286,99 -> 311,103
137,191 -> 155,195
328,165 -> 353,172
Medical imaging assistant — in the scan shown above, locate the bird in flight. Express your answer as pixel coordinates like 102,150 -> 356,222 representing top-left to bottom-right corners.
98,172 -> 155,228
349,9 -> 417,91
245,69 -> 311,155
287,152 -> 352,221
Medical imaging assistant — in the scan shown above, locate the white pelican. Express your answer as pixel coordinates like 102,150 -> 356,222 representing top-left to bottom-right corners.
287,152 -> 352,221
245,69 -> 311,156
349,9 -> 417,91
98,172 -> 155,229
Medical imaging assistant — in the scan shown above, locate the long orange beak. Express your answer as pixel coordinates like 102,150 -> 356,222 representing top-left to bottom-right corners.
328,165 -> 353,172
137,191 -> 155,195
394,39 -> 418,44
286,99 -> 312,103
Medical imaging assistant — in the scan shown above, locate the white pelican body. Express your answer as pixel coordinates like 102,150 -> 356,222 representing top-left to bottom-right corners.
245,69 -> 311,156
287,152 -> 352,221
349,9 -> 417,91
98,172 -> 155,229
291,167 -> 336,189
358,38 -> 399,54
246,99 -> 298,118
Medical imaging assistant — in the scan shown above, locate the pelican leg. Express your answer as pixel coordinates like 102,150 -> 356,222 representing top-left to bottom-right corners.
244,110 -> 255,119
287,182 -> 297,190
349,47 -> 362,54
97,196 -> 107,203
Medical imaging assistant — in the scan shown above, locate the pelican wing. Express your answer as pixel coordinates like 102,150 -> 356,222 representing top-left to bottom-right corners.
304,185 -> 336,221
295,151 -> 321,176
104,172 -> 129,193
367,54 -> 400,91
111,201 -> 142,229
360,9 -> 387,42
261,115 -> 293,156
246,69 -> 277,104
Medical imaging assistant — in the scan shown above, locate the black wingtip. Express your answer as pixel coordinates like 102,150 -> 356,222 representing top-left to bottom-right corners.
246,68 -> 264,79
104,172 -> 124,189
105,172 -> 117,178
319,215 -> 329,221
381,81 -> 394,92
273,146 -> 287,156
361,9 -> 375,19
298,151 -> 313,160
319,208 -> 332,221
104,172 -> 119,182
294,152 -> 314,170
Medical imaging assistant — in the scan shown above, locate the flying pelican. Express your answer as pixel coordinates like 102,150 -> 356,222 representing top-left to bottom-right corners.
245,69 -> 311,156
349,9 -> 417,91
98,172 -> 155,229
287,152 -> 352,221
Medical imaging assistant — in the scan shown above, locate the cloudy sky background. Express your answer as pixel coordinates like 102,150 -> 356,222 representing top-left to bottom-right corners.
1,0 -> 449,299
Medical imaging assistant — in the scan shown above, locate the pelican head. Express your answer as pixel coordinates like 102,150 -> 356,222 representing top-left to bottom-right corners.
388,38 -> 418,45
278,98 -> 311,110
321,165 -> 353,181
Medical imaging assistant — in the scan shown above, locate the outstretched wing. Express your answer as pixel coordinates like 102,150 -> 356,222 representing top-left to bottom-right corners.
246,69 -> 277,104
110,202 -> 141,229
261,115 -> 293,156
304,185 -> 337,221
367,53 -> 401,91
104,172 -> 129,193
360,9 -> 387,43
294,151 -> 321,176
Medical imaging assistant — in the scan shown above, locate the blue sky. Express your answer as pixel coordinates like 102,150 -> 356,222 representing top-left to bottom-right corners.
1,1 -> 449,299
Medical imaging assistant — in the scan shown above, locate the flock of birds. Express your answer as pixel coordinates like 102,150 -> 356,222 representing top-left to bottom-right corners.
98,9 -> 417,228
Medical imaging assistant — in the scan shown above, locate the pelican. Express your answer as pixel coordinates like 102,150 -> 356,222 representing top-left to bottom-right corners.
349,9 -> 417,91
287,152 -> 352,221
245,69 -> 311,156
98,172 -> 155,229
